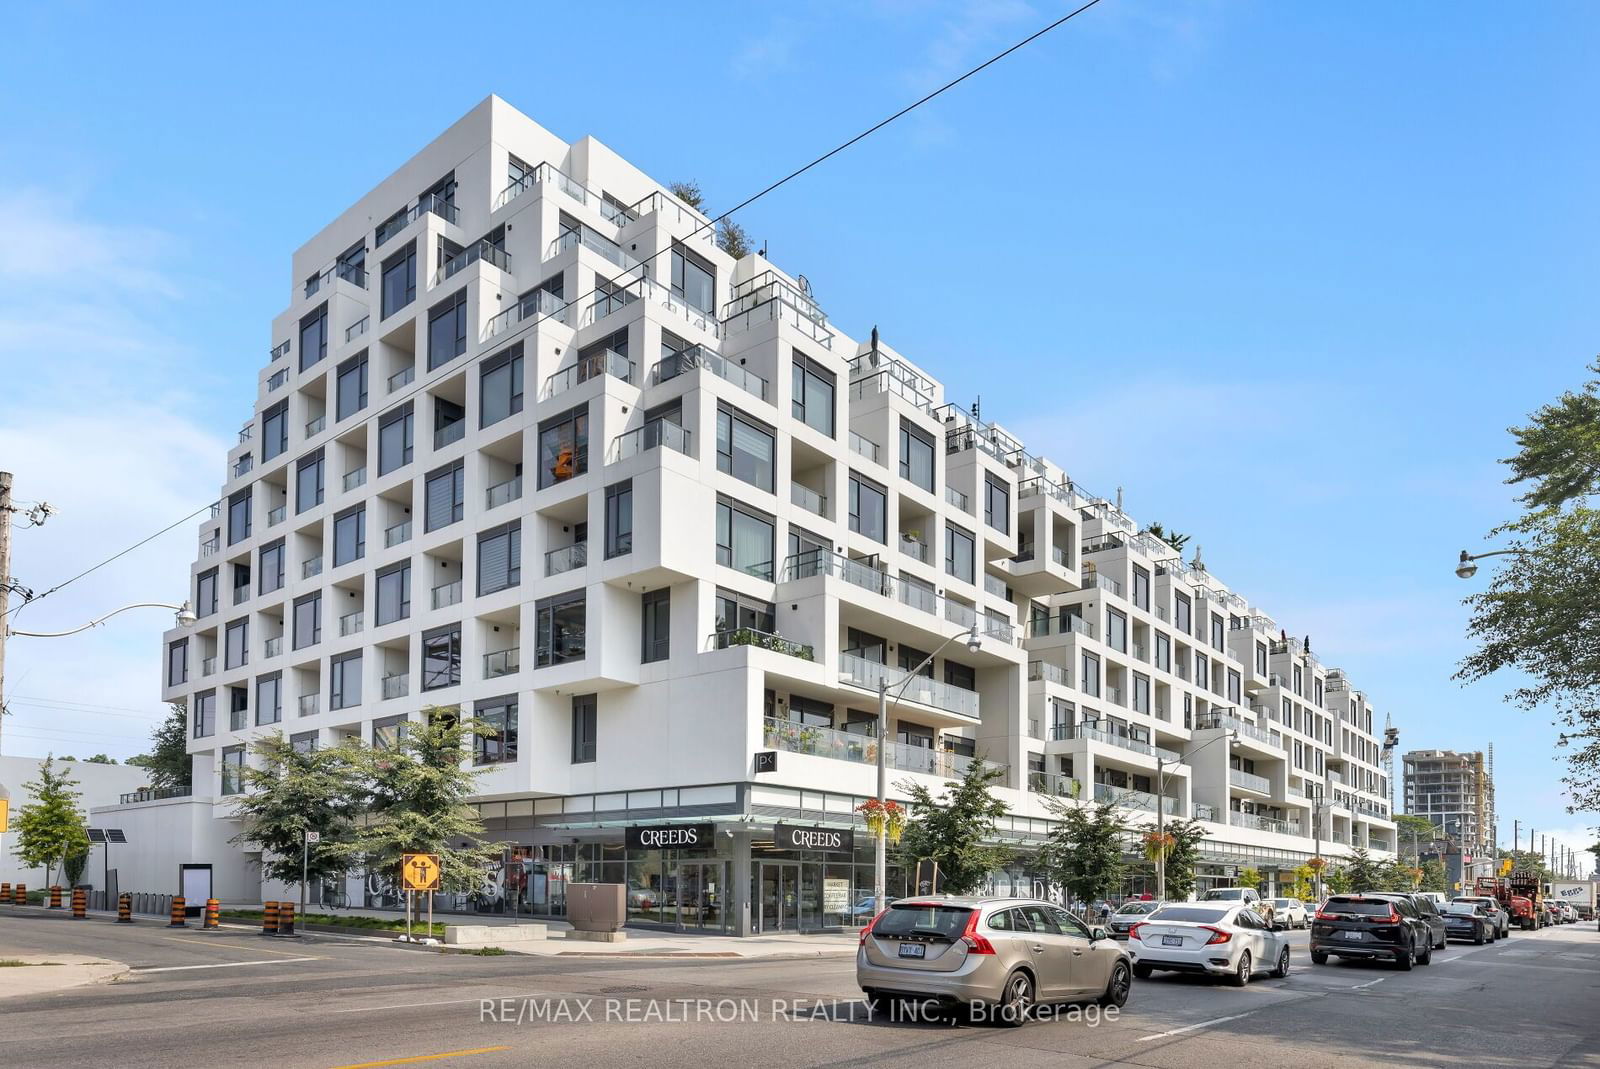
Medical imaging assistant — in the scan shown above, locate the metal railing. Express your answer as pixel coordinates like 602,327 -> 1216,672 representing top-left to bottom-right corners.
545,225 -> 638,272
544,542 -> 587,576
339,611 -> 364,637
382,673 -> 409,699
346,315 -> 369,343
781,548 -> 892,597
267,369 -> 288,392
611,421 -> 693,462
544,348 -> 633,399
385,521 -> 411,548
1198,712 -> 1280,748
484,648 -> 520,678
432,580 -> 462,610
270,340 -> 291,362
721,289 -> 834,349
1081,571 -> 1123,596
486,475 -> 522,509
374,192 -> 458,247
484,287 -> 572,340
838,653 -> 979,719
711,629 -> 815,660
1070,725 -> 1155,757
201,656 -> 216,676
792,483 -> 828,518
945,486 -> 970,513
1229,768 -> 1272,793
651,344 -> 767,402
120,786 -> 192,805
761,718 -> 991,779
439,238 -> 511,282
849,431 -> 880,464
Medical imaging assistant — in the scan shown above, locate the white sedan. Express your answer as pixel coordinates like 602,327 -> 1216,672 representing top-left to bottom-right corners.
1268,897 -> 1310,929
1126,903 -> 1293,986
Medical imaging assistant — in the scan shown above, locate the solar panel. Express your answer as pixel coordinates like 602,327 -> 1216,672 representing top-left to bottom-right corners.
106,829 -> 127,844
87,829 -> 106,843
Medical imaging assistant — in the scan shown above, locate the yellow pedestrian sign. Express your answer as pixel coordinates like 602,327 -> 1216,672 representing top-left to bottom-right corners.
401,853 -> 441,892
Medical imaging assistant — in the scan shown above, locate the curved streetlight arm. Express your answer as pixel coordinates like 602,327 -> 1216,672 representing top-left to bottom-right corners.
1460,548 -> 1521,565
1154,729 -> 1237,902
8,601 -> 194,638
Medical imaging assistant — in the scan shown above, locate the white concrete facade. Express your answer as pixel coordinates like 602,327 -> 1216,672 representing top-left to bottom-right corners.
0,756 -> 150,888
140,95 -> 1395,926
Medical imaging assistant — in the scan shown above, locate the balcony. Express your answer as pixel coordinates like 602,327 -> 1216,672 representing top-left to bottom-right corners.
849,431 -> 880,465
983,573 -> 1008,600
546,225 -> 637,272
1028,771 -> 1081,798
374,192 -> 458,247
792,483 -> 828,519
298,694 -> 319,717
267,369 -> 288,393
232,584 -> 249,606
782,548 -> 892,598
201,656 -> 216,677
1228,811 -> 1301,836
711,628 -> 815,661
838,653 -> 979,719
306,415 -> 326,437
1229,768 -> 1272,794
199,535 -> 220,557
545,542 -> 587,577
544,348 -> 633,400
388,366 -> 414,392
484,288 -> 571,339
486,475 -> 522,510
484,648 -> 520,679
121,785 -> 193,805
1028,660 -> 1070,687
303,556 -> 323,579
1198,712 -> 1281,749
1051,545 -> 1070,568
431,580 -> 462,610
439,237 -> 511,282
264,637 -> 283,658
270,340 -> 290,362
945,486 -> 970,513
384,521 -> 411,548
346,315 -> 369,343
1069,725 -> 1155,757
1093,782 -> 1180,815
762,718 -> 989,779
339,611 -> 364,637
611,421 -> 693,462
382,673 -> 409,700
343,467 -> 366,492
434,418 -> 464,451
268,505 -> 286,527
651,344 -> 768,403
1081,571 -> 1123,597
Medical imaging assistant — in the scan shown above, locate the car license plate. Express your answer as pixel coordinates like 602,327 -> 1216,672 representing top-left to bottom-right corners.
898,943 -> 926,959
1161,935 -> 1183,947
1341,931 -> 1365,940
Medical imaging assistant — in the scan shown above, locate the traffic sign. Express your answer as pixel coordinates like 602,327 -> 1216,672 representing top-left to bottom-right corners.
304,830 -> 320,844
0,798 -> 8,833
401,852 -> 442,891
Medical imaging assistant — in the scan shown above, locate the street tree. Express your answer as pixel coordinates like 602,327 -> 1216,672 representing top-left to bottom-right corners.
1344,848 -> 1381,891
351,710 -> 503,893
1419,858 -> 1448,893
1237,867 -> 1263,892
1144,818 -> 1208,901
1497,848 -> 1554,883
1325,863 -> 1352,895
1039,797 -> 1129,910
1456,360 -> 1600,812
11,757 -> 90,887
896,761 -> 1010,896
1393,814 -> 1439,855
229,733 -> 365,888
1289,864 -> 1316,901
127,704 -> 192,790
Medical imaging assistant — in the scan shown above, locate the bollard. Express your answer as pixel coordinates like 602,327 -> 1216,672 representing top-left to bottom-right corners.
169,895 -> 188,928
261,901 -> 280,936
204,898 -> 220,929
71,888 -> 87,920
49,886 -> 63,909
276,901 -> 296,937
117,892 -> 133,923
13,884 -> 25,906
1,882 -> 9,902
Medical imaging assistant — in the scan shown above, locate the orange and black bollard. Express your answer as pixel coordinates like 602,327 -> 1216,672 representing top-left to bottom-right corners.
261,901 -> 279,936
13,884 -> 25,906
1,882 -> 9,902
71,887 -> 87,920
117,892 -> 133,923
169,895 -> 187,928
276,901 -> 295,936
49,885 -> 63,909
204,898 -> 220,929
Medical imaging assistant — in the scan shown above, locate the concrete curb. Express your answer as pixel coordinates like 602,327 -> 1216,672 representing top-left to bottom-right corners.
0,956 -> 131,1000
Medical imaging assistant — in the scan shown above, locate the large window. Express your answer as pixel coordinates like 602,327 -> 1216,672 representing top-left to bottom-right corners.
480,342 -> 524,428
427,289 -> 468,370
375,561 -> 411,625
535,590 -> 587,667
373,714 -> 408,749
379,402 -> 414,475
224,618 -> 248,669
196,568 -> 218,618
849,473 -> 887,543
229,687 -> 248,731
1155,632 -> 1171,673
1106,608 -> 1127,653
670,243 -> 715,315
538,406 -> 588,488
221,745 -> 245,795
256,673 -> 281,726
1228,668 -> 1242,705
899,420 -> 935,492
1081,653 -> 1101,697
167,638 -> 188,686
262,400 -> 288,462
259,539 -> 285,595
336,352 -> 368,422
1174,592 -> 1192,635
945,523 -> 975,584
333,505 -> 365,567
478,522 -> 521,595
193,690 -> 215,739
1132,674 -> 1151,714
293,591 -> 321,650
984,476 -> 1010,534
1211,612 -> 1225,651
475,696 -> 518,765
330,651 -> 362,710
291,731 -> 318,754
296,449 -> 324,513
433,397 -> 464,450
424,461 -> 465,531
604,481 -> 632,558
422,624 -> 462,690
641,589 -> 670,663
791,352 -> 835,437
227,488 -> 251,545
716,498 -> 775,579
299,302 -> 328,372
571,694 -> 597,763
715,589 -> 775,634
381,240 -> 416,319
1132,566 -> 1151,611
716,404 -> 775,491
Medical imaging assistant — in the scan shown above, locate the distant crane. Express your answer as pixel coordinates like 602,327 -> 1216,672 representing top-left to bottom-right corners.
1382,714 -> 1399,815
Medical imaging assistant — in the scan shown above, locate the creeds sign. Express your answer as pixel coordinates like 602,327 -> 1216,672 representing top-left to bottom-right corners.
775,823 -> 853,853
625,823 -> 715,850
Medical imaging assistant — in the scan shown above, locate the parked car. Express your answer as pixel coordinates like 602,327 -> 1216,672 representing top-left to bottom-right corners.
1442,901 -> 1497,944
1415,891 -> 1450,912
1387,892 -> 1448,950
1268,897 -> 1309,929
857,897 -> 1132,1025
1310,893 -> 1435,970
1107,900 -> 1164,940
850,896 -> 896,920
1451,895 -> 1511,939
1202,887 -> 1262,906
1125,902 -> 1293,985
1561,903 -> 1580,923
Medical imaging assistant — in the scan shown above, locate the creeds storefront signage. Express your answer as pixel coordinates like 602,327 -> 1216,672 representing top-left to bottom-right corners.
775,823 -> 854,853
625,823 -> 715,850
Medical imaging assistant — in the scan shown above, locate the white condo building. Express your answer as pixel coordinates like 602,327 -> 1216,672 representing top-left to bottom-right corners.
141,96 -> 1397,934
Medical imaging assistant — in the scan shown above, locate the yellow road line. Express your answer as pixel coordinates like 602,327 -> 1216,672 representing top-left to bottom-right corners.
329,1047 -> 511,1069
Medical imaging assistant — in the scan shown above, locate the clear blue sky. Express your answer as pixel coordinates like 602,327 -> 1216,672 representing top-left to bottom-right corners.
2,2 -> 1595,857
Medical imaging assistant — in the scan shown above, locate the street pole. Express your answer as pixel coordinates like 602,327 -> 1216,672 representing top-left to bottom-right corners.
1313,793 -> 1325,904
0,470 -> 13,758
873,678 -> 888,912
1154,756 -> 1165,902
301,836 -> 309,917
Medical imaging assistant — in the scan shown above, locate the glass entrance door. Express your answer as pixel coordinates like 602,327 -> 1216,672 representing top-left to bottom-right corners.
675,862 -> 726,932
757,863 -> 802,932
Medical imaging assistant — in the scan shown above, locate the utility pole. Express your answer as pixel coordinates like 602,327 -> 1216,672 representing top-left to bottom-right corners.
0,470 -> 13,758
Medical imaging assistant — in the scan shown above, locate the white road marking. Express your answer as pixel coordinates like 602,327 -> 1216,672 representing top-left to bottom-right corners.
132,957 -> 320,973
1136,1011 -> 1260,1042
1350,977 -> 1387,989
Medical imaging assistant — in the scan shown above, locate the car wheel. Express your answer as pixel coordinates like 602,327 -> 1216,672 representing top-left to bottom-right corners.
1396,940 -> 1414,970
1100,961 -> 1131,1008
1418,940 -> 1433,966
996,970 -> 1034,1028
1132,962 -> 1154,980
1273,946 -> 1291,978
1229,950 -> 1252,987
1473,929 -> 1484,945
1310,949 -> 1329,965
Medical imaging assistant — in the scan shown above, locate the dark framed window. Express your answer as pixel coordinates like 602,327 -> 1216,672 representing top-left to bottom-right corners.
193,690 -> 216,738
422,624 -> 462,690
1174,592 -> 1192,635
475,696 -> 519,765
1156,632 -> 1171,672
714,589 -> 775,633
378,402 -> 414,475
229,687 -> 248,731
899,644 -> 934,678
945,523 -> 975,584
791,351 -> 835,437
670,243 -> 715,315
330,650 -> 362,710
604,481 -> 632,558
336,352 -> 368,422
262,400 -> 288,462
259,539 -> 285,595
1132,567 -> 1151,611
381,241 -> 416,319
944,660 -> 976,691
1081,653 -> 1101,697
291,731 -> 318,754
984,476 -> 1010,534
433,397 -> 465,450
293,591 -> 321,650
424,461 -> 465,532
299,302 -> 328,372
716,403 -> 775,491
571,694 -> 597,763
1228,668 -> 1242,705
167,638 -> 188,686
1211,612 -> 1225,651
427,289 -> 468,370
535,590 -> 587,667
716,497 -> 775,579
373,714 -> 408,749
333,505 -> 365,567
1106,608 -> 1127,653
196,568 -> 218,618
224,618 -> 248,669
478,521 -> 521,595
641,588 -> 670,663
296,449 -> 325,513
538,406 -> 588,488
221,745 -> 246,795
480,342 -> 524,428
848,472 -> 887,543
375,560 -> 411,625
899,420 -> 935,492
255,672 -> 282,726
227,488 -> 252,545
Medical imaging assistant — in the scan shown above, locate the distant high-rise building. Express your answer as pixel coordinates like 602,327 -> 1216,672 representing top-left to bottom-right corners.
1402,749 -> 1496,854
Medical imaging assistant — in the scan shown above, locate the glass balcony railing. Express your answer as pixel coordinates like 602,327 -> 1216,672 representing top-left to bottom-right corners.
838,653 -> 979,719
483,648 -> 520,678
385,521 -> 411,548
270,340 -> 290,362
382,673 -> 409,700
651,344 -> 768,402
1094,782 -> 1181,815
343,467 -> 366,492
267,369 -> 288,393
1068,725 -> 1155,756
781,548 -> 893,598
899,535 -> 929,563
298,694 -> 319,717
545,542 -> 587,577
1027,660 -> 1070,687
792,483 -> 828,518
345,315 -> 369,343
267,505 -> 285,528
761,718 -> 991,779
434,419 -> 464,450
849,431 -> 880,464
302,556 -> 322,579
1229,769 -> 1272,794
544,348 -> 633,399
1028,771 -> 1081,798
711,629 -> 815,661
486,475 -> 522,509
546,226 -> 638,272
306,415 -> 326,437
484,288 -> 571,339
611,421 -> 693,462
388,366 -> 414,393
431,580 -> 462,610
264,637 -> 283,658
439,238 -> 511,282
339,611 -> 363,637
1228,811 -> 1300,836
944,486 -> 970,513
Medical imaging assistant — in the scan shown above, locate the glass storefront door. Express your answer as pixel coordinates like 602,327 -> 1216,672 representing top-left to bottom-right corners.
675,862 -> 725,932
757,863 -> 802,932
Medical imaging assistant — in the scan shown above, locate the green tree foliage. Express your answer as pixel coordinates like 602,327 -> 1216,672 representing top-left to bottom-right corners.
1140,522 -> 1190,552
1343,848 -> 1381,891
127,704 -> 192,789
11,757 -> 90,886
1238,866 -> 1263,891
1457,360 -> 1600,812
1418,858 -> 1448,893
1325,864 -> 1352,895
1289,864 -> 1316,901
1497,848 -> 1554,883
1393,813 -> 1440,853
1039,797 -> 1129,908
667,181 -> 704,209
1159,819 -> 1210,901
80,754 -> 116,764
717,219 -> 751,259
349,710 -> 503,893
229,733 -> 365,887
897,762 -> 1010,896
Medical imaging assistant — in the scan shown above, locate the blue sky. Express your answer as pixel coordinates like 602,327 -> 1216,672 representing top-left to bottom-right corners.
2,2 -> 1596,856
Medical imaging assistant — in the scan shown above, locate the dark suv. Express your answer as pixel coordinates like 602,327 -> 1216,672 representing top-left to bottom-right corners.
1311,893 -> 1435,970
1379,891 -> 1447,950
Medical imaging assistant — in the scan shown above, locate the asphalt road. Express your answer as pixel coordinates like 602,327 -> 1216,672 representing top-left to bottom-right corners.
3,911 -> 1598,1068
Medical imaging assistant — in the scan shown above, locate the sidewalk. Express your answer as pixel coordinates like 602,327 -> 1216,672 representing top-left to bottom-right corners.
0,955 -> 128,1000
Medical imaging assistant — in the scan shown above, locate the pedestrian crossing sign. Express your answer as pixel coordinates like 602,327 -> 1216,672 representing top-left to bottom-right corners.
401,852 -> 442,891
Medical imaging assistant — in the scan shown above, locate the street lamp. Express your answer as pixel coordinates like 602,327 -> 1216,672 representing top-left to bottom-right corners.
6,601 -> 196,638
872,620 -> 983,913
1455,548 -> 1522,580
1154,729 -> 1237,902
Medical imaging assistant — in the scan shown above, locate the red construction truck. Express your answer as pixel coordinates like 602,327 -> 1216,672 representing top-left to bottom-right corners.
1475,874 -> 1543,930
